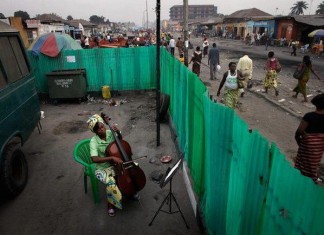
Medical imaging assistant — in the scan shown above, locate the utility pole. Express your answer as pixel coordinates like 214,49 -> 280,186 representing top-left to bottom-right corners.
156,0 -> 161,146
183,0 -> 189,66
146,0 -> 149,29
309,0 -> 314,15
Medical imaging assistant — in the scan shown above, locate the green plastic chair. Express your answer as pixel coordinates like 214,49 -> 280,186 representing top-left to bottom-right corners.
73,139 -> 100,204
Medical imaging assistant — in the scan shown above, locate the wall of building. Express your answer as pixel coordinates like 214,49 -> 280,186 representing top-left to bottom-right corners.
276,19 -> 295,40
38,24 -> 65,35
9,17 -> 30,48
170,5 -> 217,21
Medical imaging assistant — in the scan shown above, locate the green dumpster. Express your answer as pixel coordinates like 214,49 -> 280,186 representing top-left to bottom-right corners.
46,69 -> 87,99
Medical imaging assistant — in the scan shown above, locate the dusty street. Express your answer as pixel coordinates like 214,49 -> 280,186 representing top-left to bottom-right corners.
187,36 -> 324,164
0,92 -> 200,234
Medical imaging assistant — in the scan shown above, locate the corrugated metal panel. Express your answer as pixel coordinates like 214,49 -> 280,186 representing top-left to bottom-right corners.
260,145 -> 324,235
186,75 -> 207,196
28,46 -> 156,93
203,96 -> 235,235
227,117 -> 270,235
161,52 -> 324,235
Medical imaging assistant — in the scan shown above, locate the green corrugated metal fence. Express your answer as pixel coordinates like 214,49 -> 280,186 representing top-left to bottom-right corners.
30,47 -> 324,234
28,46 -> 156,93
160,49 -> 324,235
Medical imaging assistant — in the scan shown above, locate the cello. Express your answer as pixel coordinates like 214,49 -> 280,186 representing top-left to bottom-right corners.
101,113 -> 146,197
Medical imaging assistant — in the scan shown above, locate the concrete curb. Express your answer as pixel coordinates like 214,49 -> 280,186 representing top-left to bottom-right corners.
247,88 -> 303,120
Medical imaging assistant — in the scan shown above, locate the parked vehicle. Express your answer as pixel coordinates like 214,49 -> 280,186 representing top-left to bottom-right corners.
0,21 -> 40,198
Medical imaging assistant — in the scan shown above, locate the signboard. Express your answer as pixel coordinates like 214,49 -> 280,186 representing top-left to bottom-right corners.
254,21 -> 268,26
66,56 -> 76,63
246,21 -> 254,27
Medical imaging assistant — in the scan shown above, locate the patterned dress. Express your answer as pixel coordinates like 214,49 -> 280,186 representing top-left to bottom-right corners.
191,51 -> 202,76
264,58 -> 279,89
293,65 -> 311,96
90,131 -> 122,209
224,70 -> 239,109
295,112 -> 324,182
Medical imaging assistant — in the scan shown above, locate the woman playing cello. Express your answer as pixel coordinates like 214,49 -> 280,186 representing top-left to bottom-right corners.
87,114 -> 142,217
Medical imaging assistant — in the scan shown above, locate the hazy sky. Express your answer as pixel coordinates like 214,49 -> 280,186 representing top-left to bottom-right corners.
1,0 -> 321,25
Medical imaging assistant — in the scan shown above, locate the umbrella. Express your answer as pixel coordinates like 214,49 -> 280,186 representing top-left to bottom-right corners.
308,29 -> 324,37
28,33 -> 82,57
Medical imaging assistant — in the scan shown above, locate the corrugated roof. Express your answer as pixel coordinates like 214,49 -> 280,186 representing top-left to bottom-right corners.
171,4 -> 215,8
228,8 -> 272,18
67,19 -> 97,28
200,17 -> 224,25
0,20 -> 18,33
293,14 -> 324,26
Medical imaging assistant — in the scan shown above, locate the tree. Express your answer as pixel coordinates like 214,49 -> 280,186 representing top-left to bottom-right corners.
89,15 -> 105,24
316,1 -> 324,14
67,15 -> 73,20
14,10 -> 30,20
0,13 -> 5,19
290,1 -> 308,15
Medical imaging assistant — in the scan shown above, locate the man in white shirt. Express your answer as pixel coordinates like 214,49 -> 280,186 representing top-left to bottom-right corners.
236,54 -> 253,97
84,36 -> 90,49
169,36 -> 175,56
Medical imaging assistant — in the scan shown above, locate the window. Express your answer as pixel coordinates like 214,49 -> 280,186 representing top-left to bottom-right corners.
0,36 -> 29,84
27,30 -> 34,45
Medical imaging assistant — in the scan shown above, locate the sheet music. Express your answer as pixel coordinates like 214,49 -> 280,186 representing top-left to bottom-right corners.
164,158 -> 182,182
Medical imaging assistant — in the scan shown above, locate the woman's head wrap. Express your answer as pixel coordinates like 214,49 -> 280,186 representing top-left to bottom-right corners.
87,114 -> 104,132
311,93 -> 324,110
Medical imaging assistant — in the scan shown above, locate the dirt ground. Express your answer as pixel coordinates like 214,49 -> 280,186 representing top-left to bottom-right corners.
0,91 -> 201,235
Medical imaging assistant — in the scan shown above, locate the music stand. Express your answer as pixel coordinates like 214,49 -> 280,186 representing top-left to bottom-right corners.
148,156 -> 189,229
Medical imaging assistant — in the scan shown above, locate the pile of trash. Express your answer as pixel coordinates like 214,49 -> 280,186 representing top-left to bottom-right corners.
86,94 -> 127,106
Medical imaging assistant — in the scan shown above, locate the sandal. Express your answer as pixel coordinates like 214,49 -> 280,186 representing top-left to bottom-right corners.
108,208 -> 115,217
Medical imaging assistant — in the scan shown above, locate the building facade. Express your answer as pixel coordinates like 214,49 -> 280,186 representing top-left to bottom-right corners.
170,5 -> 217,21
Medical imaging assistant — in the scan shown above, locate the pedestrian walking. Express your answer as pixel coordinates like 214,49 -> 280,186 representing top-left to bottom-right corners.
176,37 -> 184,55
291,44 -> 297,56
256,32 -> 261,46
208,43 -> 220,80
236,54 -> 253,97
84,36 -> 90,49
189,46 -> 202,77
169,36 -> 175,56
292,55 -> 321,102
202,37 -> 209,57
217,62 -> 243,109
265,36 -> 270,51
250,33 -> 255,46
263,51 -> 281,96
294,93 -> 324,183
